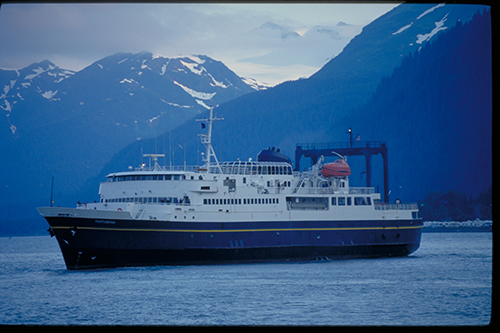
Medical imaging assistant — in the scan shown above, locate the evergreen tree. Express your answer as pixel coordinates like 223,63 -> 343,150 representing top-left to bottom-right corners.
418,186 -> 491,221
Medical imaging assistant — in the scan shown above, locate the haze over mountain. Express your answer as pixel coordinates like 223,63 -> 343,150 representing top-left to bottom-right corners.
238,20 -> 363,69
0,3 -> 491,236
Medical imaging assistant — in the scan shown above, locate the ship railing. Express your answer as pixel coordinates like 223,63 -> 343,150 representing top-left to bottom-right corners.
292,187 -> 345,195
134,165 -> 200,172
296,141 -> 387,150
95,199 -> 192,206
133,162 -> 296,176
208,162 -> 294,176
349,187 -> 375,194
292,186 -> 375,195
77,202 -> 192,212
374,202 -> 418,210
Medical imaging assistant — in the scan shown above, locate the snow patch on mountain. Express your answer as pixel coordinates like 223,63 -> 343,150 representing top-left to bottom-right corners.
41,90 -> 59,100
180,60 -> 205,75
393,22 -> 413,35
120,78 -> 138,84
24,66 -> 52,80
148,115 -> 161,123
416,13 -> 449,44
165,101 -> 192,109
1,99 -> 11,112
173,81 -> 216,100
416,3 -> 445,20
242,77 -> 271,90
208,73 -> 230,88
160,63 -> 168,76
195,99 -> 212,110
180,55 -> 206,64
10,124 -> 17,135
1,85 -> 10,99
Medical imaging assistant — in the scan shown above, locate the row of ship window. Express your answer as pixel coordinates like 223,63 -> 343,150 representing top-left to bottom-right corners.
102,196 -> 372,206
108,175 -> 186,182
104,196 -> 190,204
333,196 -> 372,206
107,175 -> 294,187
203,197 -> 372,206
201,196 -> 371,206
203,198 -> 279,205
104,197 -> 280,205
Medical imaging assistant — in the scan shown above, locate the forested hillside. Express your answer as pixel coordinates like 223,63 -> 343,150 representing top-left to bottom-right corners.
344,9 -> 491,202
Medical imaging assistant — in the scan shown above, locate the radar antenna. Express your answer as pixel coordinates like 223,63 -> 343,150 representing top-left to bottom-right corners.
143,154 -> 165,171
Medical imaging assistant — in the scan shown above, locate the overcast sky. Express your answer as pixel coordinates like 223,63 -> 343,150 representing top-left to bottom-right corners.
0,2 -> 400,85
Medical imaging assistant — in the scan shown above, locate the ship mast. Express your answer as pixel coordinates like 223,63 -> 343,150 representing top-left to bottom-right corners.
197,108 -> 223,173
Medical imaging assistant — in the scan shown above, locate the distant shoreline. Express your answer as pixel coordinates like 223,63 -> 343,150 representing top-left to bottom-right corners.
422,220 -> 492,232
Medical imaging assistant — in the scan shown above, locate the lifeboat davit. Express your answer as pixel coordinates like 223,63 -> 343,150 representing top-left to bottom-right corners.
321,159 -> 351,178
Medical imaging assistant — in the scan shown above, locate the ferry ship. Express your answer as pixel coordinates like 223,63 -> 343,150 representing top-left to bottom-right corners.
38,109 -> 422,270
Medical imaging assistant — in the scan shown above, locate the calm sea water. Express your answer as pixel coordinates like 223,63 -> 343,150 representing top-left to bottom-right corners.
0,232 -> 492,326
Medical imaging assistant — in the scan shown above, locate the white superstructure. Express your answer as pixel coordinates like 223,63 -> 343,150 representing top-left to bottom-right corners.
72,109 -> 418,223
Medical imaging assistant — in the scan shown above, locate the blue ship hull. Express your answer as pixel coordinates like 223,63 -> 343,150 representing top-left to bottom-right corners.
46,217 -> 423,270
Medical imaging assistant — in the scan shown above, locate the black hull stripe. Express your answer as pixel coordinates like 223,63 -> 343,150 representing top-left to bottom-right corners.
60,244 -> 421,270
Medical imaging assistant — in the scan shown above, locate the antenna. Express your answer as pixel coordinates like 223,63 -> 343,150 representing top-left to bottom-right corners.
169,130 -> 172,170
50,176 -> 54,207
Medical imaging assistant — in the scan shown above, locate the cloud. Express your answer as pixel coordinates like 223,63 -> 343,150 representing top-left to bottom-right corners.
0,3 -> 398,85
1,4 -> 256,67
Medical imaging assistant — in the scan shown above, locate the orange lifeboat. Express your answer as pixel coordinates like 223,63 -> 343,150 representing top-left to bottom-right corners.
321,159 -> 351,178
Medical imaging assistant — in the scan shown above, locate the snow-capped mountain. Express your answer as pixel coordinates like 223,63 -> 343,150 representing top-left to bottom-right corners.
313,3 -> 483,81
0,60 -> 75,101
0,52 -> 266,140
0,60 -> 75,137
82,52 -> 265,107
0,52 -> 265,220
